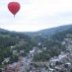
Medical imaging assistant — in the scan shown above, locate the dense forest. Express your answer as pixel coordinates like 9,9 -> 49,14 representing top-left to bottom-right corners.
0,25 -> 72,68
0,30 -> 34,67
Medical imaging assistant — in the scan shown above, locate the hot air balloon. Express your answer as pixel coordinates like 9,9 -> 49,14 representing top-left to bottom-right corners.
8,2 -> 20,16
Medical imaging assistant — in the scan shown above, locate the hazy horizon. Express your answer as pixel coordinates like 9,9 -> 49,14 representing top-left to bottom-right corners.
0,0 -> 72,32
0,24 -> 72,32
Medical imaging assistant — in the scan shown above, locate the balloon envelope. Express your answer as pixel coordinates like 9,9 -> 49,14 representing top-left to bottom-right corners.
8,2 -> 20,16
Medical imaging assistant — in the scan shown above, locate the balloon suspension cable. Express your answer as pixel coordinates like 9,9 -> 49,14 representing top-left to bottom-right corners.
14,15 -> 15,18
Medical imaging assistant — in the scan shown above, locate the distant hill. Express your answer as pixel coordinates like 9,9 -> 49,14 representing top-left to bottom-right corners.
1,24 -> 72,36
0,24 -> 72,43
24,25 -> 72,37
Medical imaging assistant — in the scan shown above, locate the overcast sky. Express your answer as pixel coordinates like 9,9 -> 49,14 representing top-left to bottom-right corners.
0,0 -> 72,32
